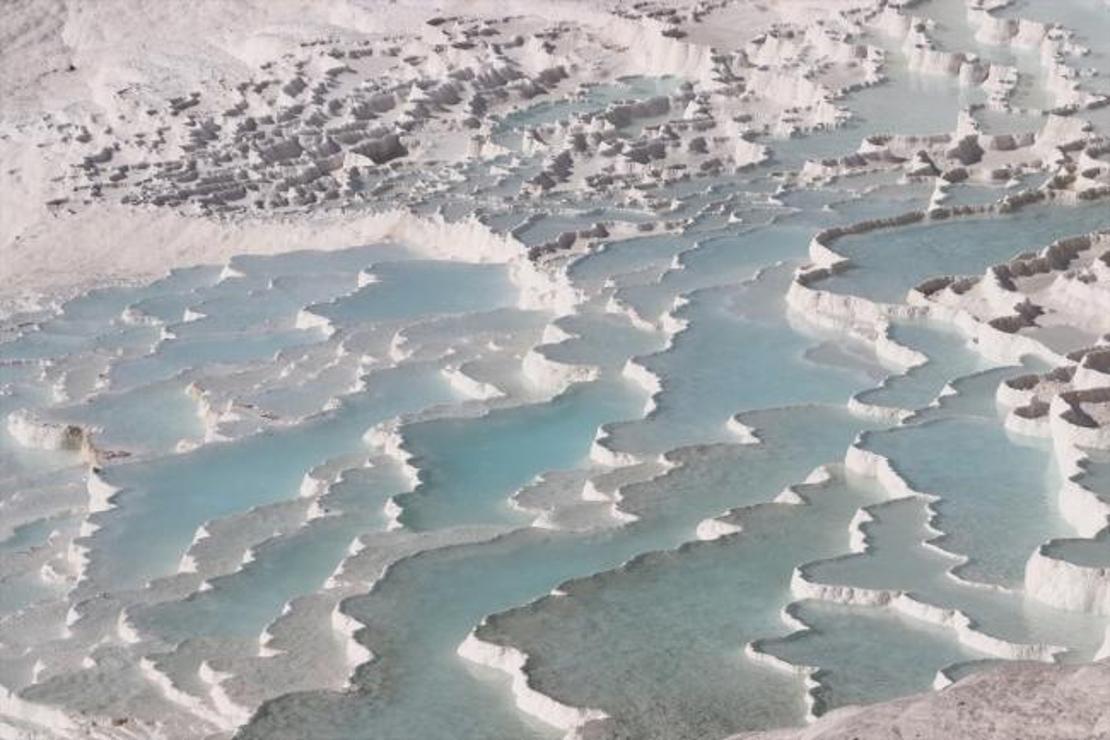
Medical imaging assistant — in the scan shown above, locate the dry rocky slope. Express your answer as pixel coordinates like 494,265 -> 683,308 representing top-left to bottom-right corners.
736,660 -> 1110,740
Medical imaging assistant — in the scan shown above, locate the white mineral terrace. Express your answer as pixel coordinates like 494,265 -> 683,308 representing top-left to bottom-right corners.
2,0 -> 1110,738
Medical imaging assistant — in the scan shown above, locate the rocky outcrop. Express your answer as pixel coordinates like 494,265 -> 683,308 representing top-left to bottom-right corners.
732,660 -> 1110,740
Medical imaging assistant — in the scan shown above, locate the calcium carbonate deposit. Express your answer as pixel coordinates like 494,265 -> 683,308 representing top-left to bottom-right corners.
2,0 -> 1110,738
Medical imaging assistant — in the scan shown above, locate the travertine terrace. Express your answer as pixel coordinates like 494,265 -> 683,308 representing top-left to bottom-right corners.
2,1 -> 1110,738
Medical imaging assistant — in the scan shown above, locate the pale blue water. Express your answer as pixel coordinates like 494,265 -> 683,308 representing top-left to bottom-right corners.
1043,531 -> 1110,569
130,463 -> 410,641
1078,449 -> 1110,504
313,261 -> 518,328
863,416 -> 1063,587
494,76 -> 683,148
0,571 -> 64,614
824,202 -> 1110,303
568,232 -> 698,291
241,405 -> 877,740
459,475 -> 889,740
604,264 -> 877,455
107,327 -> 320,390
802,494 -> 1110,659
86,363 -> 463,591
772,47 -> 981,167
999,0 -> 1110,94
0,517 -> 61,553
397,379 -> 646,530
854,319 -> 994,413
56,380 -> 205,455
759,599 -> 991,713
